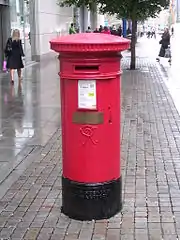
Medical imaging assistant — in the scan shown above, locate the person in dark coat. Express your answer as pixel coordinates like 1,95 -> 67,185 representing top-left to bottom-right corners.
127,27 -> 131,35
93,28 -> 99,33
5,29 -> 25,84
86,26 -> 92,33
28,32 -> 31,45
118,26 -> 122,36
156,28 -> 171,63
101,26 -> 111,34
111,25 -> 118,36
99,25 -> 103,33
171,27 -> 174,36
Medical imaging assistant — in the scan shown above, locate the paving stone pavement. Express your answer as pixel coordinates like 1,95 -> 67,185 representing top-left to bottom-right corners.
0,57 -> 180,240
0,59 -> 60,194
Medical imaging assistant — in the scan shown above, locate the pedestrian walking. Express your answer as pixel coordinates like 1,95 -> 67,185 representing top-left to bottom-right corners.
111,26 -> 118,36
86,26 -> 92,33
69,23 -> 76,35
171,26 -> 174,36
93,28 -> 99,33
4,29 -> 25,85
99,25 -> 103,33
147,31 -> 151,38
151,28 -> 156,38
28,32 -> 31,45
156,28 -> 171,63
127,27 -> 131,35
117,26 -> 122,36
101,26 -> 111,34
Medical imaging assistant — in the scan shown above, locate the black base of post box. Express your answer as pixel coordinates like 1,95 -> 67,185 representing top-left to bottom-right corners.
61,176 -> 122,221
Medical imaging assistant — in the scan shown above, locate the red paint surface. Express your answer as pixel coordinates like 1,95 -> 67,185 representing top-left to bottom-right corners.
101,30 -> 111,34
50,34 -> 130,183
50,33 -> 130,53
60,54 -> 121,183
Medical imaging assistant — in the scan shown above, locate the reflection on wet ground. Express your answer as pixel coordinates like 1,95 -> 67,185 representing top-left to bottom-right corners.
0,58 -> 60,184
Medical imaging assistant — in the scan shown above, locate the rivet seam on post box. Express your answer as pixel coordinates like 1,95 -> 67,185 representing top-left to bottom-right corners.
72,112 -> 104,125
60,71 -> 123,80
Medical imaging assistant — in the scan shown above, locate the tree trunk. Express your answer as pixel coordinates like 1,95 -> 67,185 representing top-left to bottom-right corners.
73,7 -> 80,32
130,18 -> 136,70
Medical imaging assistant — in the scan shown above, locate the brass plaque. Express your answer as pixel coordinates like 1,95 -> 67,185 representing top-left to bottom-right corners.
73,112 -> 104,125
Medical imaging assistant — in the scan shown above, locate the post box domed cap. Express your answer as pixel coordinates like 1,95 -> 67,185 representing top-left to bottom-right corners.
50,33 -> 130,53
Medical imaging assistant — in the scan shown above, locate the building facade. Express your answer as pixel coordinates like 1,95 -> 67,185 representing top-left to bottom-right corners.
169,0 -> 180,37
173,0 -> 180,23
0,0 -> 104,70
73,5 -> 104,32
0,1 -> 11,70
0,0 -> 73,69
169,0 -> 180,24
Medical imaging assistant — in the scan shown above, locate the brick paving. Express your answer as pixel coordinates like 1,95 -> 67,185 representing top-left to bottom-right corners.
0,57 -> 180,239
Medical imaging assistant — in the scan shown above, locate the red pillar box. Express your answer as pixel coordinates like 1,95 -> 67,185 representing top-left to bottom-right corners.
50,33 -> 130,221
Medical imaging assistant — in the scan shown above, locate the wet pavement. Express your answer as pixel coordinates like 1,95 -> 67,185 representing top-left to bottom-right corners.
0,59 -> 60,198
125,35 -> 180,114
0,39 -> 180,239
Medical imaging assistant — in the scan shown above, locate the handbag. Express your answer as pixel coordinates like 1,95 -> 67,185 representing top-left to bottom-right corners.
3,60 -> 7,72
2,54 -> 7,72
164,46 -> 171,58
4,38 -> 12,57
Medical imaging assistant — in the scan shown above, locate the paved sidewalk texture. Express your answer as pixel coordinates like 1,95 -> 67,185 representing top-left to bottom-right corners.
0,55 -> 180,239
0,59 -> 60,198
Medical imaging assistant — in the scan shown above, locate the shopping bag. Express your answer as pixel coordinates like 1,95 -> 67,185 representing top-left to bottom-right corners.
164,46 -> 171,58
3,60 -> 7,72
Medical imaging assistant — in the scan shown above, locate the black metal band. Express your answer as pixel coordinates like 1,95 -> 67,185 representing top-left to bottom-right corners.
61,176 -> 122,221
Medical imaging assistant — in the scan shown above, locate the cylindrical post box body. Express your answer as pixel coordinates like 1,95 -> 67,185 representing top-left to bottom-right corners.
50,34 -> 130,221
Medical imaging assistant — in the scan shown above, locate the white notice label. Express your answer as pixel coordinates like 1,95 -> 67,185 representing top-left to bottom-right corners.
78,80 -> 97,109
